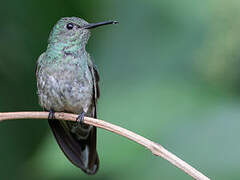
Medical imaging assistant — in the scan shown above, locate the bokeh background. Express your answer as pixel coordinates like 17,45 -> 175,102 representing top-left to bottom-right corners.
0,0 -> 240,179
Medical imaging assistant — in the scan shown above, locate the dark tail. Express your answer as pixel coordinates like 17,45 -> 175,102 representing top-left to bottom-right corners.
48,119 -> 99,174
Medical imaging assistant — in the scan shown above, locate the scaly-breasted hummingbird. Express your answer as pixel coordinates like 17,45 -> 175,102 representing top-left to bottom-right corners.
36,17 -> 117,174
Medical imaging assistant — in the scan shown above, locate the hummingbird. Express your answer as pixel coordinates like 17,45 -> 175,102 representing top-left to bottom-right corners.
36,17 -> 117,174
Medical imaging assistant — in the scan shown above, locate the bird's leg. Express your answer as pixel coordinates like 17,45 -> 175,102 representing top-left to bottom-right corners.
76,111 -> 85,124
48,109 -> 55,120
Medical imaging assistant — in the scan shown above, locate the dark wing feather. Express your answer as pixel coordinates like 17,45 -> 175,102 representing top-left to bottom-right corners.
88,62 -> 100,118
93,64 -> 100,99
48,119 -> 99,174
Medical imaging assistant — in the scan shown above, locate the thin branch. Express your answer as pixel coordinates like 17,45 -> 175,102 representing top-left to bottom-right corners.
0,111 -> 210,180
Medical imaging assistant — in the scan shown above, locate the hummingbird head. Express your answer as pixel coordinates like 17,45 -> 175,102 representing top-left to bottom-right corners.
48,17 -> 118,52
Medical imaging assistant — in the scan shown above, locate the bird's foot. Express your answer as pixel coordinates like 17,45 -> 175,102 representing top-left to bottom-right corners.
48,109 -> 55,120
76,111 -> 85,125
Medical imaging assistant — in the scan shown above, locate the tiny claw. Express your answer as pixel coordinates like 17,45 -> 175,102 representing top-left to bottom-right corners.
48,109 -> 55,120
76,112 -> 85,124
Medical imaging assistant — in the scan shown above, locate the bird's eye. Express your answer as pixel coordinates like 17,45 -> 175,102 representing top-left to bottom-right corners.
66,23 -> 74,30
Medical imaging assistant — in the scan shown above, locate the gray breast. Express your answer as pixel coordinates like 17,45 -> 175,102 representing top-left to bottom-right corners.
37,63 -> 93,114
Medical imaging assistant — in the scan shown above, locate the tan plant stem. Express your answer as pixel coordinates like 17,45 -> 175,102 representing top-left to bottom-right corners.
0,111 -> 210,180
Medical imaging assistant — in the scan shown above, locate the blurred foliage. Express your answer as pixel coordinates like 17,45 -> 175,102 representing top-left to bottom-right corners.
0,0 -> 240,180
195,0 -> 240,91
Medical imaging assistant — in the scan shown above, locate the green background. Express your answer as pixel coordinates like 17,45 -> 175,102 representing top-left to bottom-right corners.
0,0 -> 240,179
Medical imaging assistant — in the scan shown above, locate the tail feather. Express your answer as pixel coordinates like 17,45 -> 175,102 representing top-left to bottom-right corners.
48,119 -> 99,174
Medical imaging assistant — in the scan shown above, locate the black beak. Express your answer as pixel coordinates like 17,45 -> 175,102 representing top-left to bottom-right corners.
83,20 -> 118,29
